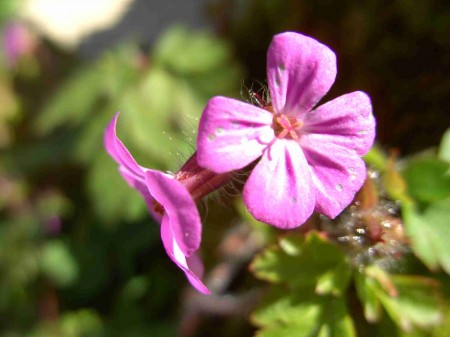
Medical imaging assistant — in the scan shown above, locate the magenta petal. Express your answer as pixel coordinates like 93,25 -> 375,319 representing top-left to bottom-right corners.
267,32 -> 336,117
160,217 -> 210,294
302,91 -> 375,156
145,170 -> 201,255
119,167 -> 163,223
104,112 -> 144,178
243,140 -> 315,229
300,138 -> 367,218
197,96 -> 274,173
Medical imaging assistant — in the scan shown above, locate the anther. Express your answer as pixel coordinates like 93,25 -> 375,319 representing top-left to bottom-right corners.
272,114 -> 303,140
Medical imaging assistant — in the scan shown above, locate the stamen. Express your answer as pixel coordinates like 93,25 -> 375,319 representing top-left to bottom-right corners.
272,114 -> 303,140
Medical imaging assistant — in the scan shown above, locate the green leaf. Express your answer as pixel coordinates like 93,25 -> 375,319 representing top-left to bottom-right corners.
354,269 -> 382,322
402,158 -> 450,204
376,275 -> 442,331
154,26 -> 232,74
252,287 -> 322,334
252,288 -> 355,337
360,266 -> 442,332
251,232 -> 351,293
403,197 -> 450,274
402,202 -> 439,270
87,152 -> 145,224
40,240 -> 79,287
364,143 -> 387,171
317,297 -> 356,337
438,128 -> 450,163
35,44 -> 140,135
421,197 -> 450,273
34,66 -> 103,134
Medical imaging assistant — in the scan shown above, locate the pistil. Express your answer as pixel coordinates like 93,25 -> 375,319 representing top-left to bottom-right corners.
273,114 -> 303,140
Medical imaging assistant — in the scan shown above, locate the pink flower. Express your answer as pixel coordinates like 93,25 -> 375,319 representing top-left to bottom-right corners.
2,22 -> 36,68
105,113 -> 210,294
197,32 -> 376,229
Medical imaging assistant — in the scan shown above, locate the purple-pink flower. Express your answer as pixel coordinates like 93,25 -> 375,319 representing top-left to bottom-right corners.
197,32 -> 376,229
2,22 -> 36,68
105,113 -> 210,294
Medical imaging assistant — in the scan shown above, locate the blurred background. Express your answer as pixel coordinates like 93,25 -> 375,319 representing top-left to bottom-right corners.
1,0 -> 449,336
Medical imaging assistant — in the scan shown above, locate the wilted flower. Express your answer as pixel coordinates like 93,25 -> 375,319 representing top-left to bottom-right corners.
197,32 -> 375,229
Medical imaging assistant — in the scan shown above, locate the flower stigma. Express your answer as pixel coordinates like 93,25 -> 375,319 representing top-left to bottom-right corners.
272,114 -> 303,140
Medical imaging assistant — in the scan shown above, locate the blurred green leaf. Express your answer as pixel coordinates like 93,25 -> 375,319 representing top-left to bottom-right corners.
384,152 -> 410,203
358,265 -> 442,332
403,202 -> 440,270
402,158 -> 450,204
154,26 -> 232,74
438,128 -> 450,163
376,275 -> 442,331
234,197 -> 276,243
60,310 -> 104,337
0,0 -> 21,23
40,240 -> 79,287
251,232 -> 351,294
354,269 -> 382,322
433,309 -> 450,337
34,66 -> 103,134
87,152 -> 145,224
30,309 -> 104,337
403,197 -> 450,274
364,144 -> 387,171
34,45 -> 140,136
420,197 -> 450,273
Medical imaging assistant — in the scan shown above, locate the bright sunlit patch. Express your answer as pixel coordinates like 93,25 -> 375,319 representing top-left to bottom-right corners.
172,237 -> 188,269
20,0 -> 135,49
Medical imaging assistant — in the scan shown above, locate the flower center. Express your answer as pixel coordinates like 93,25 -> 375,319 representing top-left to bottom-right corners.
272,114 -> 303,140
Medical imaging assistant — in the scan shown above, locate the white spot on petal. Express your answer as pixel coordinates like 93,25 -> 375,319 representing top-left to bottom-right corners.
336,184 -> 343,191
172,238 -> 188,268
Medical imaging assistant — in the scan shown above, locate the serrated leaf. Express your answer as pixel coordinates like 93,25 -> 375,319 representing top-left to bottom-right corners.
252,287 -> 322,331
252,287 -> 355,337
251,232 -> 351,293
